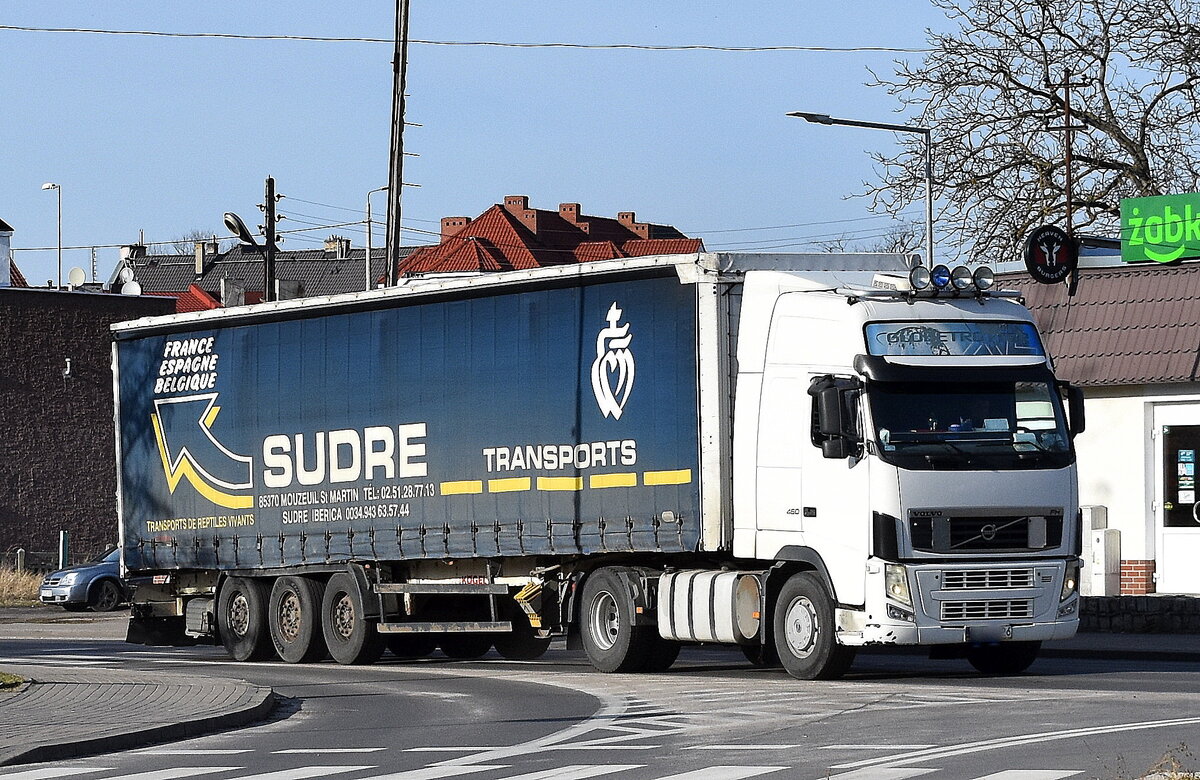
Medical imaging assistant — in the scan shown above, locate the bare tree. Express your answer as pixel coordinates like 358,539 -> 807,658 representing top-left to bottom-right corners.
866,0 -> 1200,262
166,230 -> 232,255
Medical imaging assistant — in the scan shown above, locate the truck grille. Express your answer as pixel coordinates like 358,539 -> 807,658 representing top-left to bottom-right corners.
941,599 -> 1033,621
909,513 -> 1063,552
942,569 -> 1034,590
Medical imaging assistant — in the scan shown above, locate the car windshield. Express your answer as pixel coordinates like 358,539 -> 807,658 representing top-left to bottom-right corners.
91,547 -> 120,564
869,380 -> 1073,470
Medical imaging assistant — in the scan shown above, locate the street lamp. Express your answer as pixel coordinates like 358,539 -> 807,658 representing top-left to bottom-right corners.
788,111 -> 934,268
365,185 -> 388,291
41,182 -> 62,288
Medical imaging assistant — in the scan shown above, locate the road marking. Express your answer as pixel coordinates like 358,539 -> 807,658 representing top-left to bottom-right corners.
819,746 -> 936,751
107,769 -> 242,780
406,747 -> 506,752
654,767 -> 789,779
833,715 -> 1200,770
0,769 -> 109,780
969,768 -> 1084,772
224,767 -> 375,780
133,750 -> 253,755
353,767 -> 509,780
685,746 -> 798,751
272,744 -> 388,748
829,771 -> 937,780
489,766 -> 641,780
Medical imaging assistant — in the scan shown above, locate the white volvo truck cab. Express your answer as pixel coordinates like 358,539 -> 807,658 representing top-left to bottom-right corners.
733,265 -> 1083,676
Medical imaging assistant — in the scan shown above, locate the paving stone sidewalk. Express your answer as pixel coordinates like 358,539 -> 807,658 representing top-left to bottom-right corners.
0,664 -> 274,766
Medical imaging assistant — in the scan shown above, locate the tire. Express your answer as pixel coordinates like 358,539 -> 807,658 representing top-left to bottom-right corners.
580,568 -> 650,673
772,572 -> 855,680
217,576 -> 274,661
385,634 -> 438,659
439,634 -> 493,660
269,576 -> 327,664
641,635 -> 681,672
741,641 -> 781,668
967,641 -> 1040,675
321,572 -> 384,665
89,579 -> 124,612
493,612 -> 552,661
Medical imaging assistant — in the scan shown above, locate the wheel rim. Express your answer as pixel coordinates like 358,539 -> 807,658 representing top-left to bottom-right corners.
783,595 -> 818,658
331,592 -> 356,640
278,590 -> 302,642
588,590 -> 620,651
228,592 -> 251,638
96,584 -> 118,611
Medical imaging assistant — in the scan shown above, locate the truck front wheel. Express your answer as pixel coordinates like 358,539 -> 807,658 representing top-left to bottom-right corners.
218,577 -> 273,661
772,572 -> 855,680
321,572 -> 384,665
269,576 -> 327,664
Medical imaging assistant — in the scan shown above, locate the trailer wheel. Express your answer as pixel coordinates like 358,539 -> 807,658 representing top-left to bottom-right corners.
967,641 -> 1040,675
269,576 -> 327,664
218,576 -> 274,661
386,634 -> 438,659
580,568 -> 649,673
772,572 -> 855,680
439,634 -> 493,660
493,617 -> 551,661
321,572 -> 384,665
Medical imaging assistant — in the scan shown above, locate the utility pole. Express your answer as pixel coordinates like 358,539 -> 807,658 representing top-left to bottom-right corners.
1048,70 -> 1088,295
264,176 -> 278,302
384,0 -> 411,286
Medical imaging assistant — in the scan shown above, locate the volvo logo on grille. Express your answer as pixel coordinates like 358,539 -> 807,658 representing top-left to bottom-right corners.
979,524 -> 999,541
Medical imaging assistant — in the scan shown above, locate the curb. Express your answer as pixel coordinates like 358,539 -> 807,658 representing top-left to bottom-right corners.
0,686 -> 276,767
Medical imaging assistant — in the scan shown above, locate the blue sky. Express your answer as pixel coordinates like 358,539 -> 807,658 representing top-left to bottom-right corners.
2,2 -> 951,286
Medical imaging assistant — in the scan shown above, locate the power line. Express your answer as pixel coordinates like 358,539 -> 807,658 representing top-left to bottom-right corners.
0,25 -> 928,53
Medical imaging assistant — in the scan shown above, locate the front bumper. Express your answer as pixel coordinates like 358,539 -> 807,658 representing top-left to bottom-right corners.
39,582 -> 90,605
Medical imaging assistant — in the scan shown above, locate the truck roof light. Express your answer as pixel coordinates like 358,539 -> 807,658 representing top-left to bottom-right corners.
908,265 -> 931,291
973,266 -> 995,290
951,265 -> 973,291
930,264 -> 952,290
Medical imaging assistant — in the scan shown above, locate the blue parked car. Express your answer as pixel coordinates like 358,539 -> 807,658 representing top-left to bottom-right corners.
39,547 -> 128,612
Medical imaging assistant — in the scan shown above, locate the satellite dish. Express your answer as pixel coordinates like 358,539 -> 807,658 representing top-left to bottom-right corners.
68,267 -> 86,288
120,281 -> 143,296
119,267 -> 134,283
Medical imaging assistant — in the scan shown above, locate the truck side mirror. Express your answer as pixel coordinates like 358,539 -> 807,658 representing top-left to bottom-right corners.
809,375 -> 861,459
1065,383 -> 1086,437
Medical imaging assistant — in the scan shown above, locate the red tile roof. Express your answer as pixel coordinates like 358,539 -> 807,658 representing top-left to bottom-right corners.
397,196 -> 703,276
998,263 -> 1200,386
8,259 -> 28,287
147,284 -> 220,314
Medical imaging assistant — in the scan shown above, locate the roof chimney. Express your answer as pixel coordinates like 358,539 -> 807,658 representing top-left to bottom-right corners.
0,217 -> 12,288
194,242 -> 207,276
324,235 -> 352,259
618,211 -> 650,238
441,217 -> 470,242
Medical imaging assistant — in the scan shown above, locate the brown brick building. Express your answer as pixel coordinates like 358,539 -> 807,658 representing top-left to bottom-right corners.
0,286 -> 173,564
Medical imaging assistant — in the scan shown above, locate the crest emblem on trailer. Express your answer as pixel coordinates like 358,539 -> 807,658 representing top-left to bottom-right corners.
591,302 -> 635,420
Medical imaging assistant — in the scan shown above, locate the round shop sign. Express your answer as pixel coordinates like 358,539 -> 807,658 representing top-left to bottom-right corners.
1023,224 -> 1078,284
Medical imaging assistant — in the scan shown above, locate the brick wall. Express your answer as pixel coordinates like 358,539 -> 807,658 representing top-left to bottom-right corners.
1120,559 -> 1156,595
0,288 -> 173,564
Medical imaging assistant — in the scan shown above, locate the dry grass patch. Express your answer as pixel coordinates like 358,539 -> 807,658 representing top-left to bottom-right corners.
0,566 -> 42,607
0,672 -> 24,689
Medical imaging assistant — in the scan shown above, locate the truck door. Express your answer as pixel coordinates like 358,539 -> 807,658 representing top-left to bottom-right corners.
755,366 -> 807,534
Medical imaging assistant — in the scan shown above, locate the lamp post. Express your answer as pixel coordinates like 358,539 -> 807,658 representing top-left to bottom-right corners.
365,185 -> 388,291
41,182 -> 62,288
788,111 -> 934,268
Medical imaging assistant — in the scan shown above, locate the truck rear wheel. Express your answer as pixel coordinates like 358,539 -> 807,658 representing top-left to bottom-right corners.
772,572 -> 855,680
218,576 -> 274,661
967,641 -> 1040,675
321,572 -> 384,665
580,568 -> 653,673
269,576 -> 327,663
386,634 -> 437,659
440,634 -> 493,659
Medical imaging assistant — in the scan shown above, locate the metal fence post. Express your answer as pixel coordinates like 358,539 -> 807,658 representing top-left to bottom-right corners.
15,548 -> 25,572
58,531 -> 69,569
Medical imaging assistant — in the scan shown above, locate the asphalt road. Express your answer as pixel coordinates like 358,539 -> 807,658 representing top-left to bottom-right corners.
2,608 -> 1200,779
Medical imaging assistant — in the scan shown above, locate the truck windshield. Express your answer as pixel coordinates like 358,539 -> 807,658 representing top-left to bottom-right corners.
868,380 -> 1073,470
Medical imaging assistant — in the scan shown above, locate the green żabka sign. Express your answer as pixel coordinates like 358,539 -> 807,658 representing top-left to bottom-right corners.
1121,193 -> 1200,263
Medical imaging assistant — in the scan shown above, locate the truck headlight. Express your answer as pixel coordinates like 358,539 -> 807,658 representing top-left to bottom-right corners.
885,563 -> 912,607
1061,561 -> 1079,601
